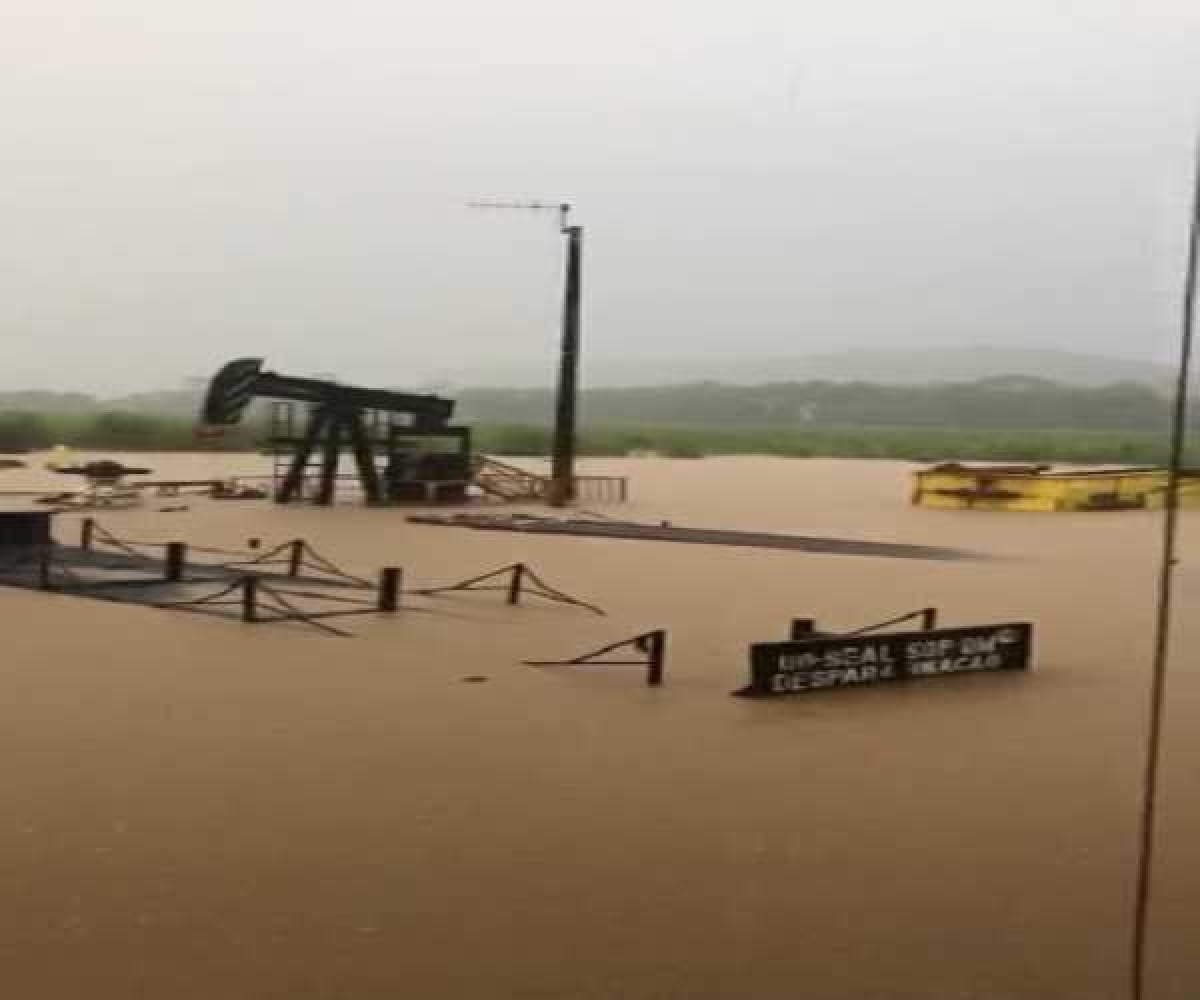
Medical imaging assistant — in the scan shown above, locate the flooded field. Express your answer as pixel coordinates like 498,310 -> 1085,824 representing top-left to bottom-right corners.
2,453 -> 1198,999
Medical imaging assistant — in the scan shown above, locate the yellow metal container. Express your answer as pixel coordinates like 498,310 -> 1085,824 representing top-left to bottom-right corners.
912,464 -> 1200,512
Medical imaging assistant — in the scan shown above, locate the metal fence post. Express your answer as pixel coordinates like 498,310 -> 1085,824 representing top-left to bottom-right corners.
165,542 -> 186,583
645,630 -> 667,686
790,618 -> 816,640
507,563 -> 525,605
242,576 -> 259,622
288,540 -> 305,577
378,567 -> 401,612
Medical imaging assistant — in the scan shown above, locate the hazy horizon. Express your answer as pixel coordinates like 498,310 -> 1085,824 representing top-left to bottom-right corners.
4,1 -> 1198,393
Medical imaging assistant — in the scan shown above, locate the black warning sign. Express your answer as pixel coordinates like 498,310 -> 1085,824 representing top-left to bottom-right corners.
736,623 -> 1032,698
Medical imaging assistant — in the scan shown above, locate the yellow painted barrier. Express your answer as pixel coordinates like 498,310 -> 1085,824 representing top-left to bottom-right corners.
912,464 -> 1200,512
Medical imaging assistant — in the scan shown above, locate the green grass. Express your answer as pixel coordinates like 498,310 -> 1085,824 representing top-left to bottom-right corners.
475,423 -> 1193,465
0,410 -> 1191,466
0,411 -> 259,452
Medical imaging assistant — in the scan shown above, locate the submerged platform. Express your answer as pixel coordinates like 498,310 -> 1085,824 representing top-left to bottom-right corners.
0,509 -> 53,547
0,518 -> 392,637
409,512 -> 972,561
912,463 -> 1200,512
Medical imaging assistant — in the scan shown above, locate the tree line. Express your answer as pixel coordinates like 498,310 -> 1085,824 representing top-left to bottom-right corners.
0,377 -> 1188,460
457,377 -> 1179,431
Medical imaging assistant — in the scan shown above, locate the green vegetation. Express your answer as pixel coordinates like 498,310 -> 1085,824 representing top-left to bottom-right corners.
460,377 -> 1183,432
0,377 -> 1183,432
0,411 -> 260,453
0,375 -> 1193,466
476,423 -> 1192,465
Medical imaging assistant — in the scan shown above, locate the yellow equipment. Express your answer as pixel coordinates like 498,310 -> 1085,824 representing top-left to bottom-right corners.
912,463 -> 1200,512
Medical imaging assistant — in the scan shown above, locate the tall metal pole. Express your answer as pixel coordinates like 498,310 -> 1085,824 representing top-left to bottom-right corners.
467,199 -> 584,508
549,222 -> 583,506
1132,135 -> 1200,1000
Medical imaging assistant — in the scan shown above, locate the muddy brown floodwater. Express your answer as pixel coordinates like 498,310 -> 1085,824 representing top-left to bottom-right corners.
1,453 -> 1199,999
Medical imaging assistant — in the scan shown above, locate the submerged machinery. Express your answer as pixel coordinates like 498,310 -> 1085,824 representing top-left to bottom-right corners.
912,463 -> 1200,512
199,359 -> 472,506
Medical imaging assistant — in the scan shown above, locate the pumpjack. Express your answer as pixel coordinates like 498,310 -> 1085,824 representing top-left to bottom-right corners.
198,359 -> 472,505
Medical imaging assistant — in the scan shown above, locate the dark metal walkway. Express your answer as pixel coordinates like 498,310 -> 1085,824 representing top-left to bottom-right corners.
408,513 -> 974,561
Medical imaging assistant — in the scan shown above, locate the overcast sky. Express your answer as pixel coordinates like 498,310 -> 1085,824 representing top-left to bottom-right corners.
3,1 -> 1199,393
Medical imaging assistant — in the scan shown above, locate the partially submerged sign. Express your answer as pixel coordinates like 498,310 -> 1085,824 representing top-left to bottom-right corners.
735,623 -> 1032,698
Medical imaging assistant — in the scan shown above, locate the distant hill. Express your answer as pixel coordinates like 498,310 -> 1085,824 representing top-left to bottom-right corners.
437,347 -> 1174,390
